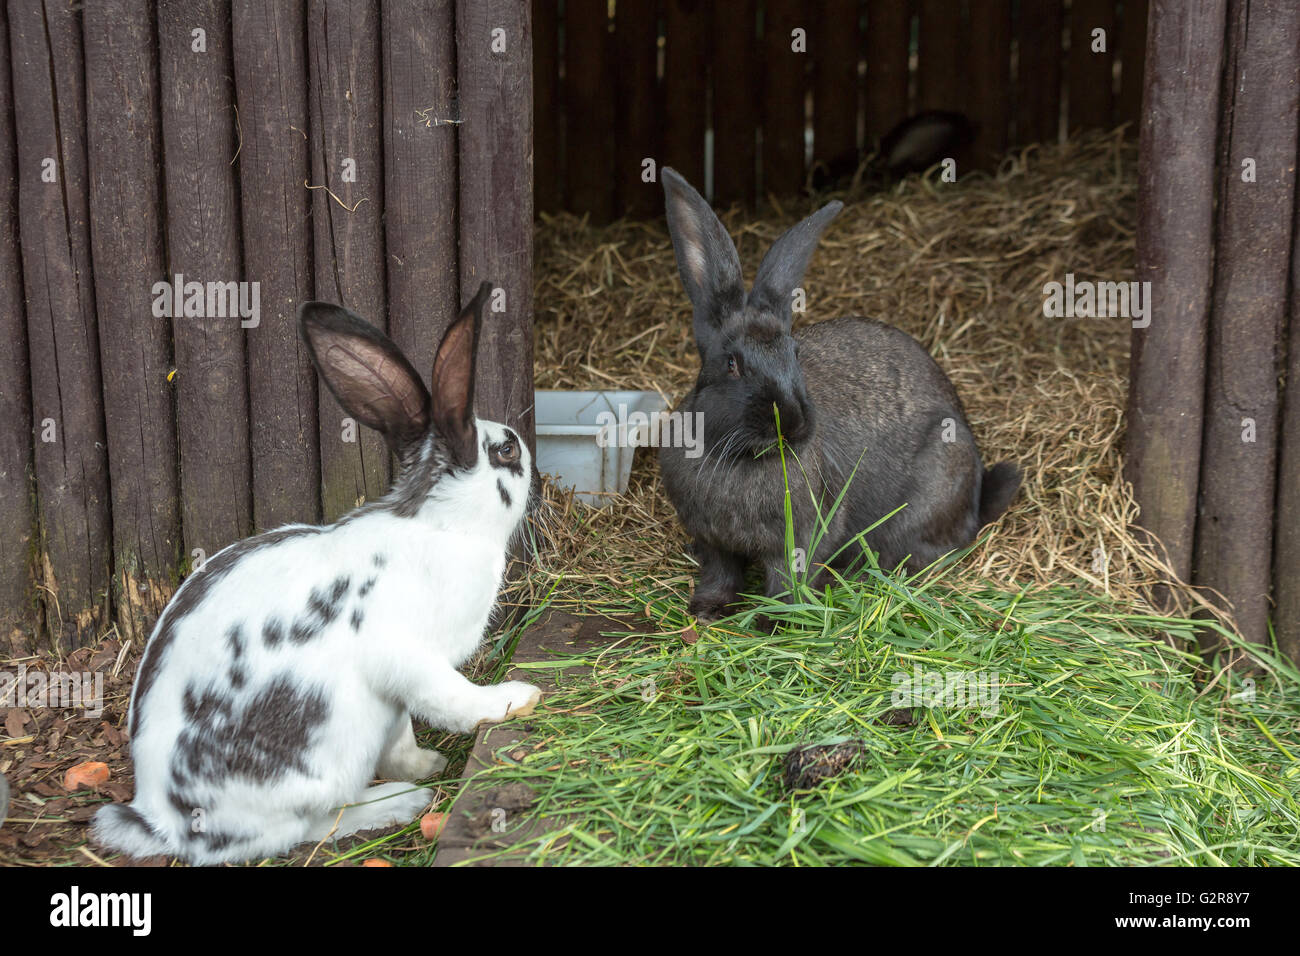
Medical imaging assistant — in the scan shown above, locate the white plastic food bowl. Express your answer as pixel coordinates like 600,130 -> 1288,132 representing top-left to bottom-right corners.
534,390 -> 669,506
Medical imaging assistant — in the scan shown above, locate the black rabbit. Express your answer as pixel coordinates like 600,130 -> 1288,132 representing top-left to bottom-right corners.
658,168 -> 1021,619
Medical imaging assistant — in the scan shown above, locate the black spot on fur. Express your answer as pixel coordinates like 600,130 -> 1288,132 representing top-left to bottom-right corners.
201,830 -> 235,851
358,577 -> 376,598
132,526 -> 321,737
115,803 -> 164,844
227,624 -> 244,659
167,790 -> 235,850
372,553 -> 387,569
381,436 -> 447,518
226,624 -> 248,688
263,616 -> 285,649
350,608 -> 364,631
289,575 -> 350,644
497,479 -> 512,508
172,675 -> 330,785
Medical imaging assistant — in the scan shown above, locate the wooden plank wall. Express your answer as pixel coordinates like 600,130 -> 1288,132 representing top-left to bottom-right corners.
3,1 -> 533,651
536,0 -> 1148,221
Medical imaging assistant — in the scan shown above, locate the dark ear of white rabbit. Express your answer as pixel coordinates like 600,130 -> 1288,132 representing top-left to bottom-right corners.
298,303 -> 432,452
747,201 -> 843,320
662,168 -> 744,343
431,281 -> 490,468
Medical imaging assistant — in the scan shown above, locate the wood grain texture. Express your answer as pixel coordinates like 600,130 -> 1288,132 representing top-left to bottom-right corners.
1067,0 -> 1117,131
966,0 -> 1010,169
231,0 -> 321,531
663,0 -> 708,189
8,0 -> 112,650
0,3 -> 36,652
157,0 -> 254,563
1194,0 -> 1298,649
564,0 -> 615,221
1117,0 -> 1149,134
85,0 -> 181,640
533,0 -> 560,213
917,0 -> 965,114
307,0 -> 390,521
864,0 -> 911,147
1014,0 -> 1064,144
457,0 -> 535,447
615,0 -> 661,217
1125,0 -> 1228,595
381,0 -> 458,389
812,0 -> 859,184
1277,140 -> 1300,664
712,0 -> 757,205
762,0 -> 808,197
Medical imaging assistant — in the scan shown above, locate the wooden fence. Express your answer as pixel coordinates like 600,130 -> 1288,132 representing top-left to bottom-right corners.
1127,0 -> 1300,663
0,0 -> 533,653
535,0 -> 1149,220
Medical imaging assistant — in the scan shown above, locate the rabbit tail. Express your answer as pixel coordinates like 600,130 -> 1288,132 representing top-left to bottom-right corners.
92,803 -> 172,859
979,462 -> 1022,526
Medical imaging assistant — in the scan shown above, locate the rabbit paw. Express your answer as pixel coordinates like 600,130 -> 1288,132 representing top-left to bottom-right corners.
475,681 -> 543,726
688,595 -> 733,622
505,684 -> 543,719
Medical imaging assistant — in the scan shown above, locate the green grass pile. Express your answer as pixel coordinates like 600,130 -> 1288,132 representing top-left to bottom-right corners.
448,570 -> 1300,866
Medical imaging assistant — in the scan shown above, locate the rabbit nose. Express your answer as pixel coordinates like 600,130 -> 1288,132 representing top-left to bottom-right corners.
779,399 -> 808,441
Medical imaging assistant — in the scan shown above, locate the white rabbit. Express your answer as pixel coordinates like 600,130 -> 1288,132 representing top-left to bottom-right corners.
93,282 -> 541,864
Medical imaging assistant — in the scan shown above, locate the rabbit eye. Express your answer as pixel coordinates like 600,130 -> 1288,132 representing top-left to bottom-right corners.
491,440 -> 520,467
727,355 -> 741,377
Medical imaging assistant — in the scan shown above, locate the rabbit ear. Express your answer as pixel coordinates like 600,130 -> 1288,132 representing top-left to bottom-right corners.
662,168 -> 744,345
431,281 -> 489,468
299,302 -> 431,453
748,201 -> 843,321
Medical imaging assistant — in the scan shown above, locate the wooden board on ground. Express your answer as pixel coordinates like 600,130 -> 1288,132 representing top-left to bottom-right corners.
432,610 -> 643,867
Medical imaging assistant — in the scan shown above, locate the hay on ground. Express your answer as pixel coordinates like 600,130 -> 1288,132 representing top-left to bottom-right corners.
528,129 -> 1228,631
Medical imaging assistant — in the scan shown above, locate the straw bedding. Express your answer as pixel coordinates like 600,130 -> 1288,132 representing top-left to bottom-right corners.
527,129 -> 1224,628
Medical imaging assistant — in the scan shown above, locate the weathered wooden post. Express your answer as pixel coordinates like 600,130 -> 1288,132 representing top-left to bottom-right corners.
1128,0 -> 1300,661
231,0 -> 320,531
811,0 -> 858,185
307,0 -> 390,521
0,4 -> 36,655
713,0 -> 757,206
157,0 -> 254,564
564,0 -> 614,222
1195,0 -> 1298,649
1278,201 -> 1300,664
381,0 -> 459,390
763,0 -> 807,197
1014,0 -> 1063,145
662,0 -> 707,191
8,0 -> 113,650
457,0 -> 536,447
864,0 -> 911,149
1125,0 -> 1226,604
85,0 -> 182,640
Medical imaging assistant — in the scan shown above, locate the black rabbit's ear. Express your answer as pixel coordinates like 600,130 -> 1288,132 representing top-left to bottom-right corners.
662,167 -> 744,340
748,201 -> 843,321
430,281 -> 489,468
299,303 -> 431,453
